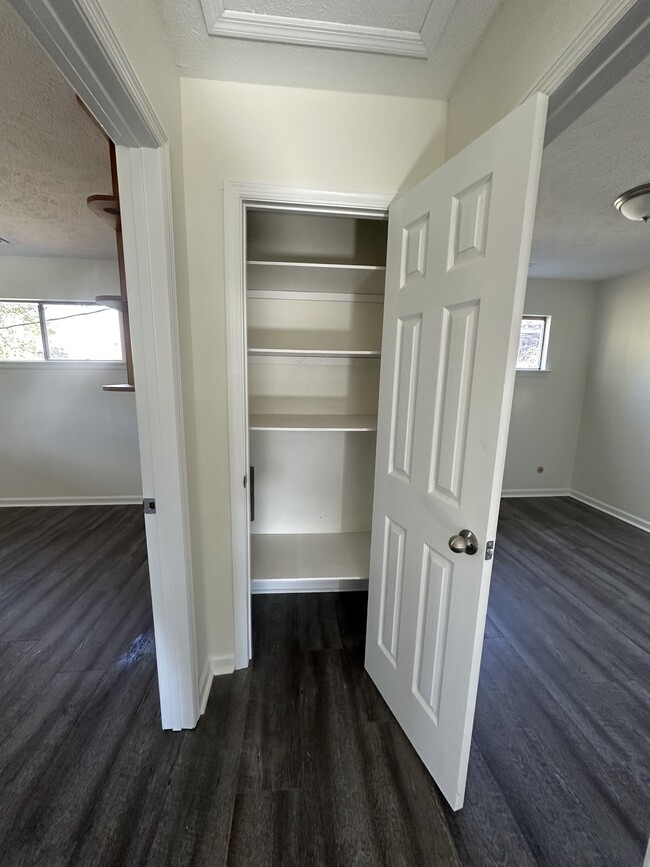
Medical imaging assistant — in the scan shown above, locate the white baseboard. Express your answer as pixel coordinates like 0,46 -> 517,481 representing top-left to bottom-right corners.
199,653 -> 237,715
0,495 -> 142,507
569,490 -> 650,534
199,658 -> 213,715
501,488 -> 570,498
251,577 -> 369,594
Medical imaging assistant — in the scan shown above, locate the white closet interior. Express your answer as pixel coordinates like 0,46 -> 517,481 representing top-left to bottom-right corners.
246,207 -> 388,593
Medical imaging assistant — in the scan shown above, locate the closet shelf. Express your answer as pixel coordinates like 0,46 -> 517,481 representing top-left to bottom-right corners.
248,348 -> 381,359
247,289 -> 384,304
247,260 -> 385,271
250,413 -> 377,431
250,532 -> 370,594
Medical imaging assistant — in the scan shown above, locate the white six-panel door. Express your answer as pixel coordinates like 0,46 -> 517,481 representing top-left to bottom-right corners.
365,94 -> 548,810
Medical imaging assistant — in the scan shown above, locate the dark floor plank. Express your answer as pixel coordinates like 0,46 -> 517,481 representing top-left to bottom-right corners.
0,632 -> 158,866
145,670 -> 250,866
67,680 -> 183,867
227,790 -> 301,867
1,498 -> 647,867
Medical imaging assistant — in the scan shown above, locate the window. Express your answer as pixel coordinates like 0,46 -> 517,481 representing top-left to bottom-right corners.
0,300 -> 123,361
516,315 -> 550,371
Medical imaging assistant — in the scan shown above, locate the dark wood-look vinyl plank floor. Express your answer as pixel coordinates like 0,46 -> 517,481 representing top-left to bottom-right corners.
0,499 -> 648,865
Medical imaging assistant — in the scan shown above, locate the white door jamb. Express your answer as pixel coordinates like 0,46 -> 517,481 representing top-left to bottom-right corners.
224,182 -> 392,669
9,0 -> 200,729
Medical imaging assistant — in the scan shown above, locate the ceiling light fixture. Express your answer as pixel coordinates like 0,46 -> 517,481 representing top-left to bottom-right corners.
614,183 -> 650,222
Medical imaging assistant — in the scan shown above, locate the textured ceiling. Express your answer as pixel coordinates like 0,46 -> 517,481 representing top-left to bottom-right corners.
154,0 -> 504,99
0,0 -> 115,259
224,0 -> 433,31
531,53 -> 650,282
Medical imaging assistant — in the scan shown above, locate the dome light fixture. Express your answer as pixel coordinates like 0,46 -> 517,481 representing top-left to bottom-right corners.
614,183 -> 650,222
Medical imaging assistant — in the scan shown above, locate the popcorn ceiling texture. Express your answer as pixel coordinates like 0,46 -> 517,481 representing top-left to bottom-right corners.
224,0 -> 432,31
153,0 -> 504,99
531,54 -> 650,281
0,0 -> 115,259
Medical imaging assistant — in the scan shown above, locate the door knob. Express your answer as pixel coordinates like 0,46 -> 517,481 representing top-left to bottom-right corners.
448,529 -> 479,555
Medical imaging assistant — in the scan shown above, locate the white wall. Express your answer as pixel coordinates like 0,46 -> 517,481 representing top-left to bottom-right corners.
445,0 -> 604,155
180,78 -> 447,662
503,278 -> 595,494
572,268 -> 650,527
0,255 -> 141,503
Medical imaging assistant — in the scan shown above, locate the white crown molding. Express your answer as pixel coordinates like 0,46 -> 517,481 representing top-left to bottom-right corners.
526,0 -> 641,97
200,0 -> 429,58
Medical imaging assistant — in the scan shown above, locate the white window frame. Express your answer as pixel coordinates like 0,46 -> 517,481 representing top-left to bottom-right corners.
516,314 -> 551,372
0,298 -> 125,362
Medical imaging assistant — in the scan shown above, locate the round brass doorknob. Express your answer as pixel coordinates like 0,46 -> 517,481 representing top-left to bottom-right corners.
448,529 -> 479,555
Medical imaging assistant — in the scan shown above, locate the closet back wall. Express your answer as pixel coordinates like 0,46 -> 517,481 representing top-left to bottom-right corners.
0,256 -> 142,505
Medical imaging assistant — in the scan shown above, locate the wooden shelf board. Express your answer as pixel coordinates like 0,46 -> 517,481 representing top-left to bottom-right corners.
95,294 -> 126,310
249,413 -> 377,431
247,289 -> 384,304
102,383 -> 135,392
251,576 -> 368,594
247,260 -> 385,271
248,348 -> 381,359
250,532 -> 370,584
87,195 -> 120,231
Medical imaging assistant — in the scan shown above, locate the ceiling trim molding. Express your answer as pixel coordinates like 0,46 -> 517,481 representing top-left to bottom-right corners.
8,0 -> 165,148
526,0 -> 640,97
536,0 -> 650,145
199,0 -> 429,58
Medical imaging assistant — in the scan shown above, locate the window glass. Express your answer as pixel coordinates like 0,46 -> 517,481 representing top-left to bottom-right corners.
516,317 -> 547,370
43,304 -> 123,360
0,301 -> 43,360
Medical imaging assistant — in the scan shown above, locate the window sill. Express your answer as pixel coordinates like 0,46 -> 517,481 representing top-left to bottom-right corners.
516,368 -> 551,376
0,361 -> 126,371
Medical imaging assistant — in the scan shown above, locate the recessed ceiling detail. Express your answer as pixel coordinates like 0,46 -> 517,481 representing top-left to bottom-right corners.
199,0 -> 458,58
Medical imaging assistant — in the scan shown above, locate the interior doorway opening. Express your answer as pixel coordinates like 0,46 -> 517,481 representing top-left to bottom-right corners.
245,206 -> 389,598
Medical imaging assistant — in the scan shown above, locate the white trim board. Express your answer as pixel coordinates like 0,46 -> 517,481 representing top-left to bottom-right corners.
501,488 -> 571,498
225,182 -> 392,671
0,496 -> 142,507
501,488 -> 649,534
199,0 -> 460,58
570,490 -> 650,534
199,654 -> 237,715
538,0 -> 650,144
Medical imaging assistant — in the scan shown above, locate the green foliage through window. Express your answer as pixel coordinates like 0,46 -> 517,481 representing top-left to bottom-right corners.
0,300 -> 123,361
516,316 -> 550,370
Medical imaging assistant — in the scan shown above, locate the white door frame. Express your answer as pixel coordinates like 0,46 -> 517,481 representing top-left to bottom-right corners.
224,182 -> 393,669
10,0 -> 199,729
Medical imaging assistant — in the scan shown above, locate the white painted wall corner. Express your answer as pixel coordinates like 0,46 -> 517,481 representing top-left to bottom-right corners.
570,490 -> 650,534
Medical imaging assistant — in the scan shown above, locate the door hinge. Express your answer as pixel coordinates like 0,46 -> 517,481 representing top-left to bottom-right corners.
143,498 -> 156,515
485,540 -> 494,561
